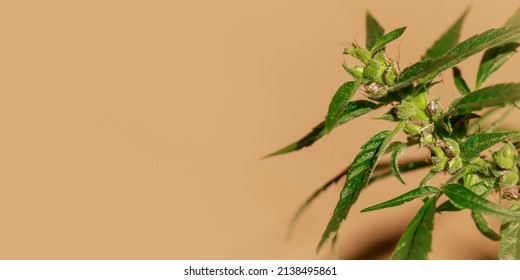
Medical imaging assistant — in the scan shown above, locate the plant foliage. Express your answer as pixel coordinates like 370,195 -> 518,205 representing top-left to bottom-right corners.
268,7 -> 520,259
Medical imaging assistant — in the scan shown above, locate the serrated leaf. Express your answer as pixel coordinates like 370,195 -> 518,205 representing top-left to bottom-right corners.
476,43 -> 520,89
390,143 -> 407,184
391,196 -> 436,260
366,11 -> 385,50
316,130 -> 390,251
453,67 -> 470,95
370,27 -> 406,55
390,25 -> 520,92
499,203 -> 520,260
442,184 -> 520,220
361,186 -> 439,213
460,130 -> 520,160
265,101 -> 381,157
476,7 -> 520,89
317,122 -> 406,251
423,9 -> 468,60
472,212 -> 501,241
325,82 -> 361,133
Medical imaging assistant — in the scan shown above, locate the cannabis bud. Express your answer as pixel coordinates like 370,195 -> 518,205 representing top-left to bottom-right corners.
426,99 -> 442,120
365,82 -> 388,100
492,142 -> 517,170
395,101 -> 416,120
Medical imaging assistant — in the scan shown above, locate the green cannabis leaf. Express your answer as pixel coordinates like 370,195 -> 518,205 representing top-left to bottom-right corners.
361,186 -> 439,213
366,11 -> 385,50
392,25 -> 520,92
265,101 -> 380,157
324,81 -> 360,133
453,67 -> 470,95
391,196 -> 437,260
370,27 -> 406,55
442,184 -> 520,220
476,7 -> 520,89
270,6 -> 520,260
499,203 -> 520,259
390,142 -> 407,184
423,9 -> 468,60
476,43 -> 520,89
447,83 -> 520,116
459,131 -> 520,160
472,212 -> 501,241
317,130 -> 390,251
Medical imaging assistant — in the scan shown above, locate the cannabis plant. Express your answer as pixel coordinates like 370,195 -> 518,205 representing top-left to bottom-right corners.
267,8 -> 520,259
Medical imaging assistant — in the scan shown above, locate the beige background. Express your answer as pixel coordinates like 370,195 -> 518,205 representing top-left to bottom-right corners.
1,0 -> 519,259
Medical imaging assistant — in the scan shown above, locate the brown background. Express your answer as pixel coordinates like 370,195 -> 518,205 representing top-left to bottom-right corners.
1,0 -> 519,259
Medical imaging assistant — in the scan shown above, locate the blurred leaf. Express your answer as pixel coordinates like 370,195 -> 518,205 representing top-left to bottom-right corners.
390,25 -> 520,92
288,157 -> 428,237
442,184 -> 520,220
476,43 -> 520,89
423,9 -> 468,60
317,122 -> 406,251
499,203 -> 520,260
472,212 -> 501,241
390,142 -> 407,184
505,7 -> 520,26
370,27 -> 406,55
459,130 -> 520,160
361,186 -> 439,213
366,11 -> 385,50
391,196 -> 436,260
476,6 -> 520,89
265,101 -> 380,157
287,165 -> 353,237
453,67 -> 470,95
325,82 -> 361,133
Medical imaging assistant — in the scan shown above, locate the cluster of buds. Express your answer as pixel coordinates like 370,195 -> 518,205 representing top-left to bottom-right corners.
342,42 -> 520,202
343,44 -> 399,100
491,142 -> 520,200
400,94 -> 443,146
429,138 -> 463,174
